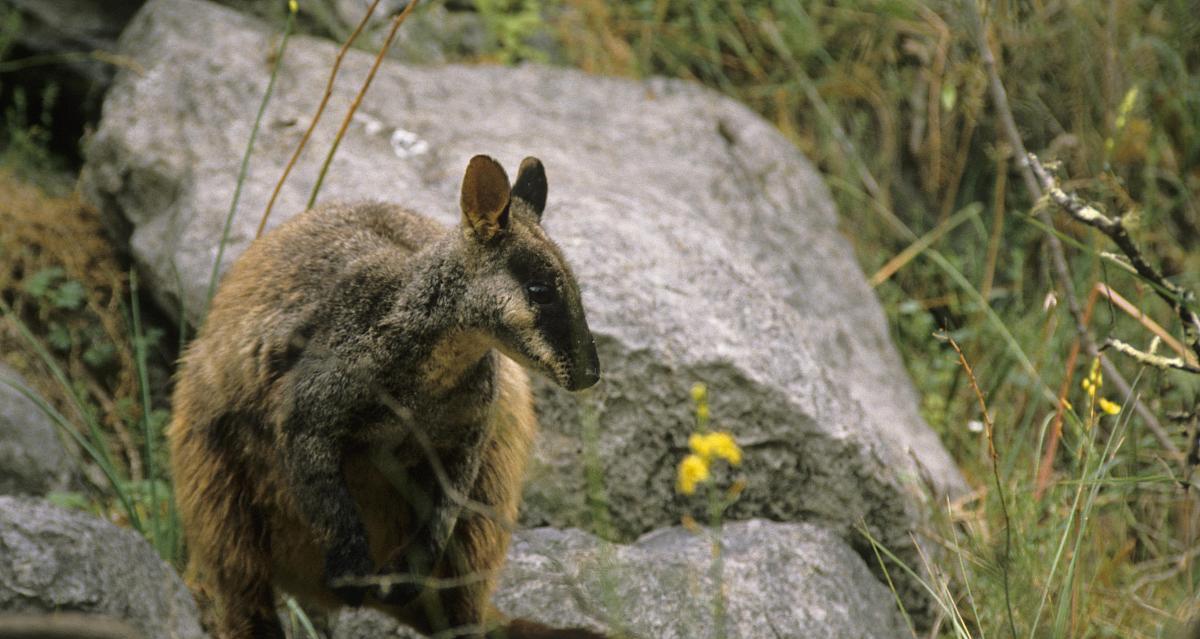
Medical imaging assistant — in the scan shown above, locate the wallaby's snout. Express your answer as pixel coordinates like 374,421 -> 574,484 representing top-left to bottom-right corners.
566,324 -> 601,391
459,154 -> 601,392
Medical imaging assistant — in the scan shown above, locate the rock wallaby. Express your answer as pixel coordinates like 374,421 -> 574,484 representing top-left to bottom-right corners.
169,155 -> 606,639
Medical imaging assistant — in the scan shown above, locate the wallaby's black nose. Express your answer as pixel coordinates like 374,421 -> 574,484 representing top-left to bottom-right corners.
567,339 -> 601,391
569,366 -> 600,391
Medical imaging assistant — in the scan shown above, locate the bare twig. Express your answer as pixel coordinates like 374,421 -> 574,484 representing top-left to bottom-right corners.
1029,153 -> 1200,366
257,0 -> 383,238
1101,360 -> 1177,455
307,0 -> 419,209
1037,283 -> 1192,496
1095,283 -> 1195,364
963,0 -> 1182,477
330,569 -> 496,592
209,3 -> 297,306
1102,338 -> 1200,375
964,2 -> 1039,199
374,391 -> 518,533
940,332 -> 1017,639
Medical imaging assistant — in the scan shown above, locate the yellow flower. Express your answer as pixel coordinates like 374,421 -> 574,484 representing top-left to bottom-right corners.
691,382 -> 708,404
1098,398 -> 1121,415
689,431 -> 743,466
1115,87 -> 1139,131
1081,378 -> 1096,397
696,403 -> 710,423
288,0 -> 298,13
677,454 -> 710,495
707,432 -> 743,466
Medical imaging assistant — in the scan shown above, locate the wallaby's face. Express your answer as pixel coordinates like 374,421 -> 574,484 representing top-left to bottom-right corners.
459,155 -> 600,392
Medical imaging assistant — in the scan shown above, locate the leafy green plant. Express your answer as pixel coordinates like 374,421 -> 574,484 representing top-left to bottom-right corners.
475,0 -> 549,63
0,7 -> 77,194
18,266 -> 119,370
0,83 -> 65,184
0,271 -> 182,563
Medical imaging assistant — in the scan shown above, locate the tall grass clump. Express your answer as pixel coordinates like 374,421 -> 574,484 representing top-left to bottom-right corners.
0,170 -> 182,563
537,0 -> 1200,636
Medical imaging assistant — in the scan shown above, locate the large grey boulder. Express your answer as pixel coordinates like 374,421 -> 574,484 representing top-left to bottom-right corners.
334,520 -> 908,639
0,365 -> 75,497
81,0 -> 963,614
0,496 -> 206,639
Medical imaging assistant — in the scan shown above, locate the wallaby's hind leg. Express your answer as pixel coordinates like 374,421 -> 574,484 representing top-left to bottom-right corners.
172,425 -> 284,639
209,572 -> 285,639
390,515 -> 500,638
187,499 -> 285,639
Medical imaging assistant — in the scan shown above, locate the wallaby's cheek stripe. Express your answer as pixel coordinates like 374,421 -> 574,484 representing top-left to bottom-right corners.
500,293 -> 537,332
500,294 -> 559,381
534,304 -> 573,371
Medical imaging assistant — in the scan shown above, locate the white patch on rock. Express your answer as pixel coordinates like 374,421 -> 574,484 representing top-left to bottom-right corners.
389,127 -> 429,158
352,112 -> 384,136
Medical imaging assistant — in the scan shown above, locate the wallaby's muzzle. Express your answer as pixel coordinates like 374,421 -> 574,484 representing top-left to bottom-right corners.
567,334 -> 601,391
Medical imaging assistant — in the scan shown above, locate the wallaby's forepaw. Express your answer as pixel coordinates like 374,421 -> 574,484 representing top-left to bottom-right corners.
324,546 -> 376,606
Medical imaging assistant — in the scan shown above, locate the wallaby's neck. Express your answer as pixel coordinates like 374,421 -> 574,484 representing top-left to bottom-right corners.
382,234 -> 498,401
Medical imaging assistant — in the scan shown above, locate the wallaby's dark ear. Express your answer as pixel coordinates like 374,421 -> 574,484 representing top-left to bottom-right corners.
461,155 -> 511,241
511,156 -> 547,220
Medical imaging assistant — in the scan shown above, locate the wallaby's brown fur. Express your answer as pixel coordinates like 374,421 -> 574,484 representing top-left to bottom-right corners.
169,156 -> 604,638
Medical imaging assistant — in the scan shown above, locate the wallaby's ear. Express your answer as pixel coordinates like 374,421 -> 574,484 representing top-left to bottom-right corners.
511,156 -> 547,220
461,155 -> 511,241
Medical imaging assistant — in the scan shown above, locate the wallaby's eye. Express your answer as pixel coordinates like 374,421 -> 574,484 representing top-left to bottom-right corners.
525,282 -> 556,305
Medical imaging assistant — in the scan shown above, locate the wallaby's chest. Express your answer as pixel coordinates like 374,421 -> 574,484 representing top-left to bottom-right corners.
349,352 -> 500,467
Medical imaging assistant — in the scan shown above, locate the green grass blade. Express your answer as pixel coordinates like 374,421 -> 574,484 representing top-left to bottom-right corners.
0,299 -> 121,473
206,5 -> 296,308
129,268 -> 165,556
0,376 -> 141,530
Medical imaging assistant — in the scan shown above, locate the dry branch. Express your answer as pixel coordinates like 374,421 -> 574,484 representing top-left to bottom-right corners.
1029,153 -> 1200,367
306,0 -> 419,209
257,0 -> 384,237
940,332 -> 1017,639
1102,338 -> 1200,375
963,0 -> 1183,492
